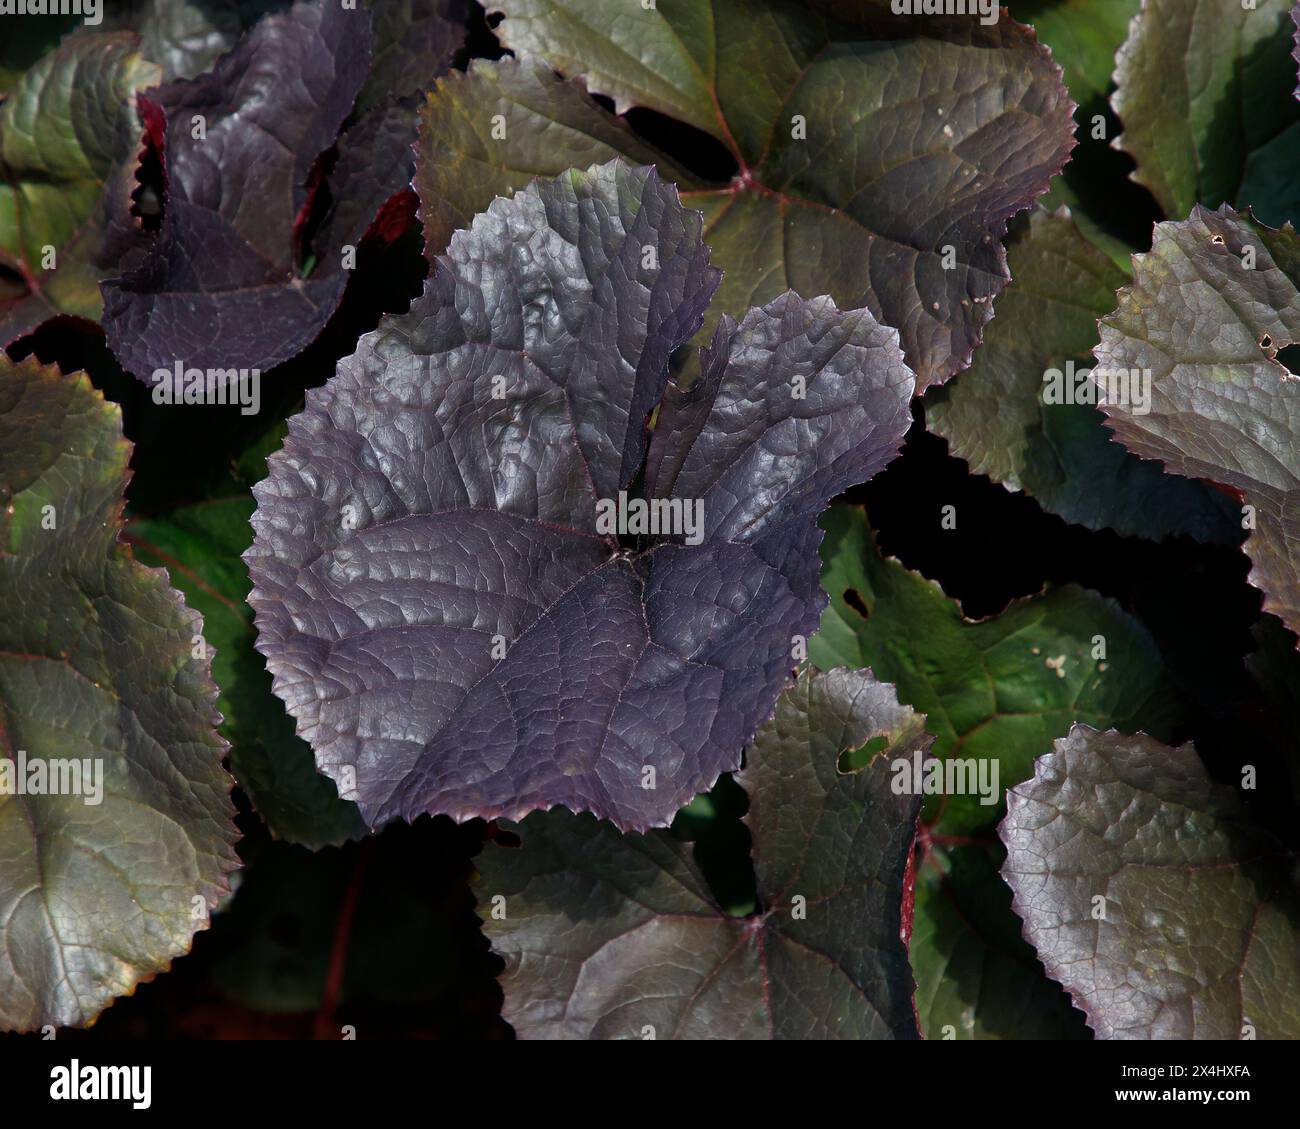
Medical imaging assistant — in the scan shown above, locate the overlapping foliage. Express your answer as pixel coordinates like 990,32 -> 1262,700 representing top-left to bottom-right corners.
1,0 -> 1298,1041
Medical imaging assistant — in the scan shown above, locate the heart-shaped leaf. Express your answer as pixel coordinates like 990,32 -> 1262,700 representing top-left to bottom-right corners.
421,1 -> 1076,389
1094,204 -> 1300,641
245,159 -> 915,832
926,205 -> 1240,541
1112,0 -> 1300,226
475,666 -> 928,1040
0,30 -> 159,345
0,356 -> 239,1032
1001,725 -> 1300,1039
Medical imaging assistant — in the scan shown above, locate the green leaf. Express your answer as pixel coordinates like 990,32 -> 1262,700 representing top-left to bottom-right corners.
911,838 -> 1088,1040
475,667 -> 929,1040
1094,204 -> 1300,641
926,206 -> 1240,541
0,356 -> 238,1032
416,56 -> 704,265
127,427 -> 366,849
1112,0 -> 1300,226
0,29 -> 159,344
1001,725 -> 1300,1038
1009,1 -> 1146,263
422,2 -> 1076,389
1014,0 -> 1139,108
810,505 -> 1185,834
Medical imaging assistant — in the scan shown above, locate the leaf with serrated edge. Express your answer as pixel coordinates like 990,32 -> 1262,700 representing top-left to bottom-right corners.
911,838 -> 1088,1040
245,159 -> 915,832
1001,725 -> 1300,1039
926,206 -> 1239,541
0,356 -> 238,1031
422,2 -> 1076,390
0,30 -> 159,344
476,666 -> 927,1039
128,472 -> 366,848
811,505 -> 1184,834
1094,204 -> 1300,641
357,0 -> 468,114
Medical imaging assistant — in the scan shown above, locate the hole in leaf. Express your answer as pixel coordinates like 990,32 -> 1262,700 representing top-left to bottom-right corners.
838,733 -> 890,773
1259,334 -> 1272,350
843,587 -> 870,619
1276,343 -> 1300,374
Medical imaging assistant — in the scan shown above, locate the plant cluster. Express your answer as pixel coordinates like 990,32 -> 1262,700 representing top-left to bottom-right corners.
2,0 -> 1299,1040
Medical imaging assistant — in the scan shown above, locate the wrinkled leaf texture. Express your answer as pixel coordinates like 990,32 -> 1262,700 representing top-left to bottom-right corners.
102,0 -> 462,380
926,206 -> 1240,542
0,30 -> 159,344
246,159 -> 915,832
1094,205 -> 1300,643
1001,726 -> 1300,1038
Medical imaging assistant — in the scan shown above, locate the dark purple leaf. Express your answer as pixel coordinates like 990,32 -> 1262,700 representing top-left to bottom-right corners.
245,159 -> 915,831
101,0 -> 435,381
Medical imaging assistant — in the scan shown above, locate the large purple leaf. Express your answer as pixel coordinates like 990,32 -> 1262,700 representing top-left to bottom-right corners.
245,159 -> 915,831
1093,205 -> 1300,641
1001,725 -> 1300,1039
100,0 -> 443,381
475,667 -> 928,1039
